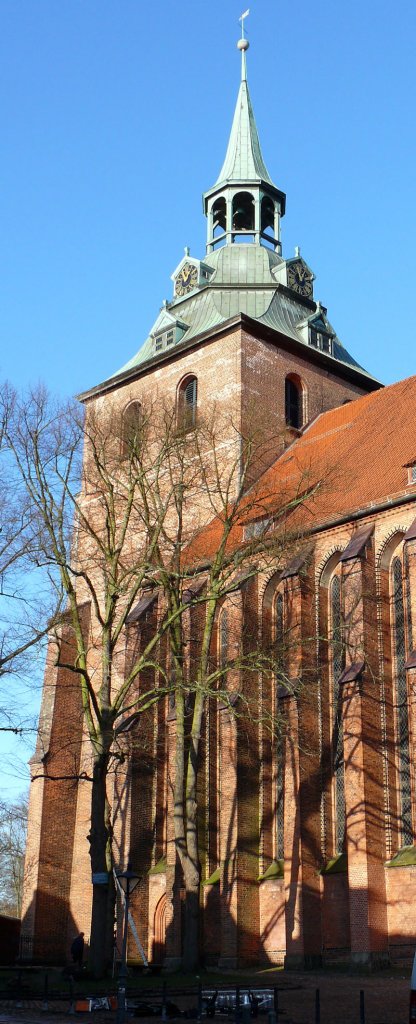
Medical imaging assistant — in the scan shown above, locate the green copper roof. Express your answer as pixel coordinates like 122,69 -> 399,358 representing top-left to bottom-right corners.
92,244 -> 379,394
212,79 -> 275,189
79,33 -> 378,400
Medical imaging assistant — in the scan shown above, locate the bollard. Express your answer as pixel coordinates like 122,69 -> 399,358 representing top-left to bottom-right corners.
315,988 -> 320,1024
360,989 -> 365,1024
235,986 -> 240,1024
162,980 -> 167,1022
116,982 -> 126,1024
42,970 -> 49,1012
16,968 -> 23,1009
241,995 -> 250,1024
273,986 -> 279,1024
68,975 -> 75,1015
197,982 -> 202,1023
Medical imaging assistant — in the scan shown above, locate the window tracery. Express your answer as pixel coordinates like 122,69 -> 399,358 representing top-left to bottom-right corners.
329,573 -> 346,854
390,552 -> 413,846
121,400 -> 142,455
274,590 -> 285,861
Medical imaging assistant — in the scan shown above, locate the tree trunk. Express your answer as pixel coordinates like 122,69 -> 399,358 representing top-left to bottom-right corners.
182,854 -> 200,971
88,755 -> 114,978
181,693 -> 204,971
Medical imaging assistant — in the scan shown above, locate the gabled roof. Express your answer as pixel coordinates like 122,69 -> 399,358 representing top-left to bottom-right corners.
253,375 -> 416,527
186,376 -> 416,566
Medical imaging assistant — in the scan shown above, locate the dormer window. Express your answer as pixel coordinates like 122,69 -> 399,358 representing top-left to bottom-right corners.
152,319 -> 187,356
309,326 -> 333,356
155,329 -> 175,352
405,462 -> 416,485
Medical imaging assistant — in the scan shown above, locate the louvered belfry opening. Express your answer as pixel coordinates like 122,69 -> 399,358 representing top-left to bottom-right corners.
178,375 -> 197,430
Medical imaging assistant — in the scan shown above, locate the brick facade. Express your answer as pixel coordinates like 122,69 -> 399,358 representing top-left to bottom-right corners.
21,312 -> 416,971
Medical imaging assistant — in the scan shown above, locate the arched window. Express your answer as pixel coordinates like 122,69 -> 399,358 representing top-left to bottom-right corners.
329,572 -> 346,854
261,195 -> 275,237
212,197 -> 226,238
232,191 -> 255,232
274,590 -> 285,861
177,375 -> 197,430
122,401 -> 141,455
285,375 -> 303,430
219,606 -> 228,682
390,553 -> 413,845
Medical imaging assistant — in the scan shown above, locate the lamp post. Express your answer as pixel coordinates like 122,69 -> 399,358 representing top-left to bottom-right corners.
116,863 -> 141,1024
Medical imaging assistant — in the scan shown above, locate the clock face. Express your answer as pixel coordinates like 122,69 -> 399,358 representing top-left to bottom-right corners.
287,260 -> 313,298
175,262 -> 199,297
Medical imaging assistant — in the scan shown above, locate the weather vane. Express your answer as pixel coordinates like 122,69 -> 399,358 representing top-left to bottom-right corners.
239,9 -> 250,38
238,8 -> 250,79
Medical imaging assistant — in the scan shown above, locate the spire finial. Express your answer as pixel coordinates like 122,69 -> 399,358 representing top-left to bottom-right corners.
237,9 -> 250,82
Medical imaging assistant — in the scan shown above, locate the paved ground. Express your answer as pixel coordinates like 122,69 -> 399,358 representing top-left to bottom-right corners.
0,969 -> 410,1024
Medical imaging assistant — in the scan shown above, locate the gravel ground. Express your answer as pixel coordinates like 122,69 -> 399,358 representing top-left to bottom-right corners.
0,969 -> 410,1024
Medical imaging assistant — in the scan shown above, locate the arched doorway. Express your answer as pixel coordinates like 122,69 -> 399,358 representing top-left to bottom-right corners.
152,893 -> 166,964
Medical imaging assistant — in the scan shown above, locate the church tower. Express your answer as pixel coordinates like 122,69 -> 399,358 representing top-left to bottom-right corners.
79,22 -> 380,469
21,19 -> 393,972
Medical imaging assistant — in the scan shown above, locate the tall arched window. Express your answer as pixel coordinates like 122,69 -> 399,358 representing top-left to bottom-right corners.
122,401 -> 141,455
177,375 -> 197,430
285,375 -> 303,430
219,606 -> 228,686
391,553 -> 413,845
274,591 -> 285,861
329,573 -> 346,854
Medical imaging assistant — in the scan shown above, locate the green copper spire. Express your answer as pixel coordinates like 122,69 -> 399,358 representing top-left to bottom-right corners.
203,14 -> 286,254
213,13 -> 275,189
213,78 -> 275,188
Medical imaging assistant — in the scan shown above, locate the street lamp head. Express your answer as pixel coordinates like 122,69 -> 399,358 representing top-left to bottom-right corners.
116,863 -> 142,897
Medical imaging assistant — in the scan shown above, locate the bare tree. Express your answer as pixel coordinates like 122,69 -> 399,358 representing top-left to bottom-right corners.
136,415 -> 318,969
0,384 -> 58,737
0,793 -> 28,917
2,385 -> 317,974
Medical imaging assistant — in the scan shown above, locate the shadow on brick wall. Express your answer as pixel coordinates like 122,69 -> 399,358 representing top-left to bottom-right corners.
20,890 -> 87,966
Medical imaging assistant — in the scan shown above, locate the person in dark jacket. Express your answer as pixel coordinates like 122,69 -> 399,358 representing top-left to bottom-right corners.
70,932 -> 85,967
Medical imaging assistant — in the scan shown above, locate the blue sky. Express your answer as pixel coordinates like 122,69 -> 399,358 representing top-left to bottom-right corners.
1,0 -> 416,790
1,0 -> 416,400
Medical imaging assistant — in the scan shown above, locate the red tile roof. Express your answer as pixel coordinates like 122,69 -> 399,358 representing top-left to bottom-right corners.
187,375 -> 416,566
